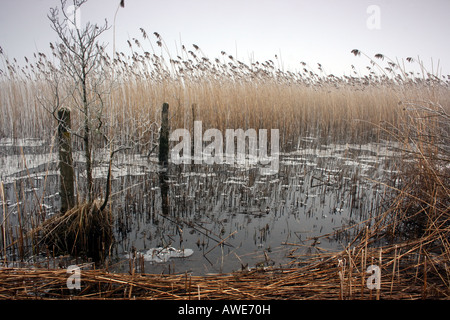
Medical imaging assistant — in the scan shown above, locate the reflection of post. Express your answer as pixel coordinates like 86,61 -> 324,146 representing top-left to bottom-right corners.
57,107 -> 75,213
159,170 -> 169,215
159,103 -> 170,215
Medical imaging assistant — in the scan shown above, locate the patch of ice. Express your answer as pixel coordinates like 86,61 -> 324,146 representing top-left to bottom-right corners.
0,138 -> 45,147
344,160 -> 373,170
125,247 -> 194,263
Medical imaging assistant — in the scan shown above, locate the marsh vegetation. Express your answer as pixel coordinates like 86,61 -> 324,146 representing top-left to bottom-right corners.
0,0 -> 449,299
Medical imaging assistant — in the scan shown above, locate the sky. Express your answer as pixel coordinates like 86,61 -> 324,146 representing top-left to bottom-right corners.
0,0 -> 449,76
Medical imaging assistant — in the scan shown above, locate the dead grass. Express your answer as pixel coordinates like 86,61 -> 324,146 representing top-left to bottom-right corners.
33,200 -> 114,264
0,236 -> 447,300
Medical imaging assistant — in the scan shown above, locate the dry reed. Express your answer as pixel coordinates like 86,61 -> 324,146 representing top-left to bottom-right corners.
32,200 -> 114,263
2,32 -> 448,150
0,236 -> 447,300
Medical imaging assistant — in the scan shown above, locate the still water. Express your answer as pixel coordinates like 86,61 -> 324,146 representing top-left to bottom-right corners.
0,137 -> 401,275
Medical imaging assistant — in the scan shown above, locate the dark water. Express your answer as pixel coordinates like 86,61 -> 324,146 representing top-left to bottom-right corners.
0,137 -> 401,275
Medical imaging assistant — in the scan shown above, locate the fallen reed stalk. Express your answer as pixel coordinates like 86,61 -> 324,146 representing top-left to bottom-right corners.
0,233 -> 447,300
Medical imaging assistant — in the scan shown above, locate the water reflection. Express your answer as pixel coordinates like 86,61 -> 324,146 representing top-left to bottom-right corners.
159,167 -> 169,216
0,139 -> 402,274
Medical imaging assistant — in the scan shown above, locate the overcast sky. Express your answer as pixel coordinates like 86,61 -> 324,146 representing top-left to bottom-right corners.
1,0 -> 449,76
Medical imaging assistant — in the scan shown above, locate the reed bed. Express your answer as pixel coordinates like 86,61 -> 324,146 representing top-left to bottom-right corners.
33,200 -> 114,263
2,32 -> 448,149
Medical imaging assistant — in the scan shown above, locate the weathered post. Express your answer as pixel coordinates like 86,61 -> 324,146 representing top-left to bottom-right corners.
57,107 -> 75,213
159,103 -> 170,166
159,103 -> 170,214
191,103 -> 197,158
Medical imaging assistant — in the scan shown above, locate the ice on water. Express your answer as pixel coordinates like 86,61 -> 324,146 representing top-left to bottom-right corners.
125,247 -> 194,263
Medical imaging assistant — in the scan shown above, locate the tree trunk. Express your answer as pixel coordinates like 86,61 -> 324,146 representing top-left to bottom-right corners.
82,74 -> 93,203
57,107 -> 75,213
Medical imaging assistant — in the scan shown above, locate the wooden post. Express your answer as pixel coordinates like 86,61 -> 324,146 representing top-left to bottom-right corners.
159,103 -> 170,166
158,103 -> 170,214
191,103 -> 197,158
57,107 -> 75,213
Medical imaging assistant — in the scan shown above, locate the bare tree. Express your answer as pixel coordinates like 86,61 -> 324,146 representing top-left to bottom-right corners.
48,0 -> 110,203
